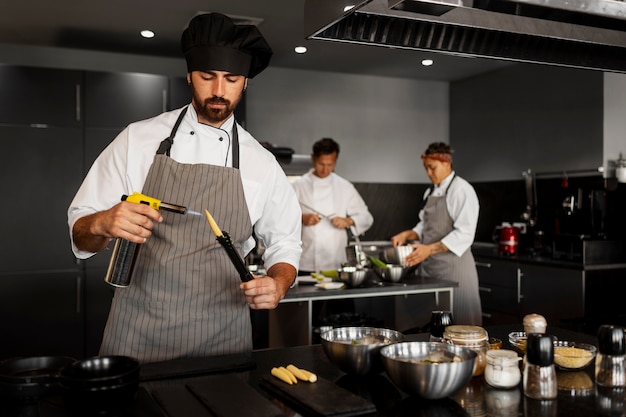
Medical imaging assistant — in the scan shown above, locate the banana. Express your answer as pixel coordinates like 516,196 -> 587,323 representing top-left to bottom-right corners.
271,367 -> 294,385
278,366 -> 298,384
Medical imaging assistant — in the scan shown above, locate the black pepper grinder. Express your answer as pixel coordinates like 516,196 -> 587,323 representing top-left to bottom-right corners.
523,333 -> 557,400
595,324 -> 626,387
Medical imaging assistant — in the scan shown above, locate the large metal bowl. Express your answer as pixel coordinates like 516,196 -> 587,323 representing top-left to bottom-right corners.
381,342 -> 477,399
321,327 -> 404,375
382,246 -> 413,265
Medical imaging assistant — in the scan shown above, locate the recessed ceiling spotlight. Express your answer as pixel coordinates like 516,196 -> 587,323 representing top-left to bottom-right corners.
141,30 -> 155,39
294,46 -> 307,54
421,59 -> 434,66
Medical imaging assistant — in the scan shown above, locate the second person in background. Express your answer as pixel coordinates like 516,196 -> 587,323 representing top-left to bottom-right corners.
292,138 -> 374,274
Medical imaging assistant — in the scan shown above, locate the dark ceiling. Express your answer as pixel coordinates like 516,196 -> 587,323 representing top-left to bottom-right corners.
0,0 -> 514,81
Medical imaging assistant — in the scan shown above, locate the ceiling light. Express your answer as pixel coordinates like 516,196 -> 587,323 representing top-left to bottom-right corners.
344,5 -> 355,12
294,46 -> 307,54
140,30 -> 155,39
421,59 -> 434,66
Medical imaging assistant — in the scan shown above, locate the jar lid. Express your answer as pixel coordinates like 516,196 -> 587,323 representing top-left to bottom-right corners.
443,325 -> 488,343
486,349 -> 520,365
598,324 -> 626,355
526,333 -> 554,366
523,314 -> 547,332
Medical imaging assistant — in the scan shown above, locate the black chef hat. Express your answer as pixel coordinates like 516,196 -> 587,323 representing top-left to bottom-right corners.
181,13 -> 273,79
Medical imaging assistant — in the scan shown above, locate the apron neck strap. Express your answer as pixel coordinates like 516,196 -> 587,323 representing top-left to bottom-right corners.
156,106 -> 189,156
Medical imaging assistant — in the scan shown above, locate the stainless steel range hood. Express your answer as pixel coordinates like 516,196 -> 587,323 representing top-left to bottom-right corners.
305,0 -> 626,73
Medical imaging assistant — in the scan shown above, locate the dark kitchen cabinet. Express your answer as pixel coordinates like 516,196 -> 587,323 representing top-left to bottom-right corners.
476,256 -> 585,326
84,71 -> 168,128
476,258 -> 521,325
0,271 -> 84,359
519,264 -> 584,323
0,125 -> 83,272
0,65 -> 82,127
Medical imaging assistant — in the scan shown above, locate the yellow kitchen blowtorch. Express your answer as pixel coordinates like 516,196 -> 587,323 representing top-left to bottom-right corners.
122,192 -> 201,216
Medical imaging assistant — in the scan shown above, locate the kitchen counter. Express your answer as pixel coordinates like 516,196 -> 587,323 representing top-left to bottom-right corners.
472,242 -> 626,270
271,274 -> 456,346
7,325 -> 615,417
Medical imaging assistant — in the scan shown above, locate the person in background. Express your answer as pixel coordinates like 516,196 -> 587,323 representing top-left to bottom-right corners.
292,138 -> 374,274
391,142 -> 481,325
67,13 -> 302,363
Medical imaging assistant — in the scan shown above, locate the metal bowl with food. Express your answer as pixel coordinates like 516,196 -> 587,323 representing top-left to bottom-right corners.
321,327 -> 404,375
553,341 -> 597,371
381,342 -> 477,399
338,266 -> 367,287
375,265 -> 404,283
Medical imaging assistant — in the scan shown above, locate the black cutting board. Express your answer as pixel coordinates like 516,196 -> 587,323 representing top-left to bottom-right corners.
187,374 -> 286,417
260,374 -> 376,417
140,354 -> 255,381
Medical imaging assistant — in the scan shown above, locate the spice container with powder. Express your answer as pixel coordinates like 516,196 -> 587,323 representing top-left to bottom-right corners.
444,325 -> 489,376
485,349 -> 521,389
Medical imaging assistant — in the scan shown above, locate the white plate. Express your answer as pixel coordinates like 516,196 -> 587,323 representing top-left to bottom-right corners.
315,282 -> 345,290
297,276 -> 332,285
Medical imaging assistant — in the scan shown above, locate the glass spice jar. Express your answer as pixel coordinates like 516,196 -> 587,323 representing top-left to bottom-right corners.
444,325 -> 489,376
485,349 -> 522,389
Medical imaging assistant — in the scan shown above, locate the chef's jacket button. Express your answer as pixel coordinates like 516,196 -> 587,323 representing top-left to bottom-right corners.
219,137 -> 224,141
190,131 -> 195,135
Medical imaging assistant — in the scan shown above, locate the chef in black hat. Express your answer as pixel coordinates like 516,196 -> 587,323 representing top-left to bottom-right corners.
68,13 -> 302,362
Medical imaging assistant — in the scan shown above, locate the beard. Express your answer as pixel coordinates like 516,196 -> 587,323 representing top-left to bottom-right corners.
192,90 -> 242,125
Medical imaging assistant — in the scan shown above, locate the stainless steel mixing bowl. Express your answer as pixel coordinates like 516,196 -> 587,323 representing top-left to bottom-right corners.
338,266 -> 367,287
381,341 -> 477,399
375,265 -> 404,282
321,327 -> 404,375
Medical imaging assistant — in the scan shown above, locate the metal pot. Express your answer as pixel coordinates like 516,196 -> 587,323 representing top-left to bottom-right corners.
0,356 -> 76,402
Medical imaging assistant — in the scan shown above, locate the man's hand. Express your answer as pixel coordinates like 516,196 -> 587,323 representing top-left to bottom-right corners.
73,201 -> 163,253
404,242 -> 448,266
302,213 -> 321,227
239,262 -> 296,309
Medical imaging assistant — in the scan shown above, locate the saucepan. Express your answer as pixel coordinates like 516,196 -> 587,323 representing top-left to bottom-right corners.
59,355 -> 140,413
0,356 -> 76,402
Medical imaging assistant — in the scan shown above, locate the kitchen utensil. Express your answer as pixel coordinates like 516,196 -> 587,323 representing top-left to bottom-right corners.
429,310 -> 453,342
205,209 -> 253,282
553,341 -> 596,370
382,245 -> 413,266
380,341 -> 477,399
375,265 -> 403,282
499,226 -> 520,255
338,266 -> 367,287
0,356 -> 76,401
59,355 -> 140,413
321,327 -> 404,375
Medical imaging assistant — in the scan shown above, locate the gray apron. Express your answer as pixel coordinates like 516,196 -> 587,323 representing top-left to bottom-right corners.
100,107 -> 254,362
419,176 -> 482,326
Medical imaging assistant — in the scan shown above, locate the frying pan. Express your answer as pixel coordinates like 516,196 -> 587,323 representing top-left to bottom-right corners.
0,356 -> 76,401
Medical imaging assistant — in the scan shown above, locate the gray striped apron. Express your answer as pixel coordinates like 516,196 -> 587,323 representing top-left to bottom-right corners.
419,176 -> 482,326
100,107 -> 254,363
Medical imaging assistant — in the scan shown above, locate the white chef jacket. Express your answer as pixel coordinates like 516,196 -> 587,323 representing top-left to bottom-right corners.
413,171 -> 479,257
292,170 -> 374,271
68,105 -> 302,271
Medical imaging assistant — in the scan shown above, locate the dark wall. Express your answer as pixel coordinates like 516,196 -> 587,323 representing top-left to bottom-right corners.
450,64 -> 604,182
354,177 -> 626,247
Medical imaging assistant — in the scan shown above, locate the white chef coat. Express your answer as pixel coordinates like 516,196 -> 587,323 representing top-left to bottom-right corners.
68,105 -> 302,271
413,171 -> 479,256
292,170 -> 374,271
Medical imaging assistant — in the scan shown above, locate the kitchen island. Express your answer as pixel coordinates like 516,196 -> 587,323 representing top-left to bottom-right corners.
6,325 -> 614,417
269,274 -> 456,347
